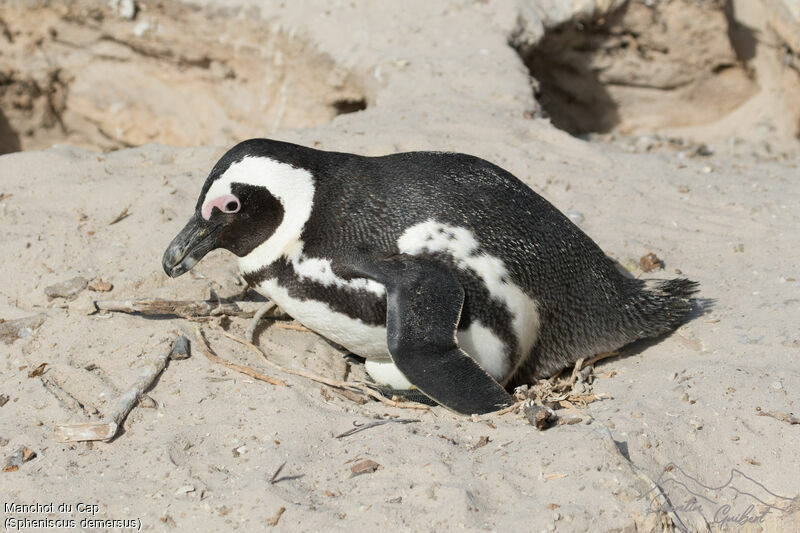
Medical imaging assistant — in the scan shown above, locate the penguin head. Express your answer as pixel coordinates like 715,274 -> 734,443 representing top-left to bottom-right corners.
163,139 -> 316,277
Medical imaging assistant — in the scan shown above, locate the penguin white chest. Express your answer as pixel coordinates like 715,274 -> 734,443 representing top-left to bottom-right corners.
255,278 -> 392,360
251,278 -> 512,389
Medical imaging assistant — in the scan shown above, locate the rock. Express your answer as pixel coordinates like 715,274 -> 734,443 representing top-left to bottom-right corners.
87,278 -> 113,292
765,0 -> 800,53
639,253 -> 662,273
174,484 -> 195,495
523,402 -> 557,430
111,0 -> 138,20
0,314 -> 47,344
44,277 -> 88,300
170,336 -> 191,360
350,459 -> 382,477
2,447 -> 36,472
68,292 -> 97,316
564,210 -> 584,224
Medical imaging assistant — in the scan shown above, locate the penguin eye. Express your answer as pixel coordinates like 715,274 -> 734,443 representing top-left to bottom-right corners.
201,194 -> 241,220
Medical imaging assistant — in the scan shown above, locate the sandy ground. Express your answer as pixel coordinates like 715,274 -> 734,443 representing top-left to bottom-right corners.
1,1 -> 799,531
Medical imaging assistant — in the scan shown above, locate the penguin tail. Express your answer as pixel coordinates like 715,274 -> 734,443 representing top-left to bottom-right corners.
630,278 -> 700,338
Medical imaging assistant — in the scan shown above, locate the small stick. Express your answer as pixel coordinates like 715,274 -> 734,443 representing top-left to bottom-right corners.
55,335 -> 190,442
758,410 -> 800,425
109,207 -> 130,225
273,322 -> 312,332
582,351 -> 620,369
245,301 -> 276,343
357,384 -> 430,410
222,331 -> 429,411
269,461 -> 286,484
96,299 -> 288,319
568,357 -> 585,387
194,327 -> 287,387
596,425 -> 687,531
41,375 -> 98,417
335,418 -> 419,438
494,400 -> 523,416
267,507 -> 285,527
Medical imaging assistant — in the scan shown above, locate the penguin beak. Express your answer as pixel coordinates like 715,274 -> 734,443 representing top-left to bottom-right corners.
162,213 -> 224,277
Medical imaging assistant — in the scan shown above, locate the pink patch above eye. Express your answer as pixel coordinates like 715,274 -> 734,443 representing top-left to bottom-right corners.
202,194 -> 240,220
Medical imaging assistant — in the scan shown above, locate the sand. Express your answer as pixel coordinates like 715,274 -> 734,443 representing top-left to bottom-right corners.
1,0 -> 799,531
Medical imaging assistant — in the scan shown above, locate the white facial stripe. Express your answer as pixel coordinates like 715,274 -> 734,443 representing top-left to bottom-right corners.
203,156 -> 316,273
398,220 -> 541,377
217,157 -> 383,296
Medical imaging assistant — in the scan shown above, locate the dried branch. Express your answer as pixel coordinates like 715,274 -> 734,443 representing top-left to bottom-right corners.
273,322 -> 312,332
95,298 -> 287,319
269,461 -> 286,484
582,351 -> 620,369
494,401 -> 524,416
245,301 -> 276,342
596,425 -> 686,531
55,335 -> 190,442
758,409 -> 800,425
222,331 -> 429,411
41,374 -> 98,417
267,507 -> 285,527
194,327 -> 287,387
109,207 -> 130,225
335,418 -> 419,438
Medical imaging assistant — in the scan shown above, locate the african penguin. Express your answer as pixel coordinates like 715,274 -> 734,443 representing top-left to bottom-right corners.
163,139 -> 698,415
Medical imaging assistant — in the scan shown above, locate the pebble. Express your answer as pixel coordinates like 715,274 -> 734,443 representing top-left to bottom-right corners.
564,210 -> 584,224
44,276 -> 88,300
68,292 -> 98,315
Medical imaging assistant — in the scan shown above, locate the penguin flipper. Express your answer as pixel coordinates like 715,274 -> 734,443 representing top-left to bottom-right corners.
338,255 -> 514,415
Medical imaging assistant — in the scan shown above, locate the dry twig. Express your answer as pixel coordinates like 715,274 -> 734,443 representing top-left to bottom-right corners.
273,322 -> 312,332
96,298 -> 286,319
55,335 -> 190,442
494,401 -> 523,416
758,409 -> 800,425
269,461 -> 286,484
194,327 -> 287,387
222,331 -> 429,411
109,207 -> 130,225
335,418 -> 419,438
582,351 -> 620,369
245,301 -> 276,343
267,507 -> 285,527
596,425 -> 686,531
568,357 -> 585,386
41,374 -> 98,416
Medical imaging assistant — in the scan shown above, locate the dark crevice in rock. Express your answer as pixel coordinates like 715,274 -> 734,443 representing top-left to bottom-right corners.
513,0 -> 759,139
332,97 -> 368,115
